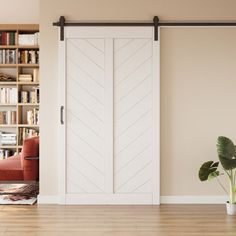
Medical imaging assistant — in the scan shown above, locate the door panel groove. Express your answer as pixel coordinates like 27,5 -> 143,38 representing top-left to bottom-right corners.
68,58 -> 104,88
68,39 -> 104,70
68,74 -> 104,105
115,56 -> 152,86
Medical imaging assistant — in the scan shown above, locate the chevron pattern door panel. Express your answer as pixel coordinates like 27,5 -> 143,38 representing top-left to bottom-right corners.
66,38 -> 105,193
114,39 -> 153,193
62,27 -> 159,204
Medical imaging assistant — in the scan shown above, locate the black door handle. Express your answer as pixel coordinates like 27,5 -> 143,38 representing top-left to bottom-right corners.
60,106 -> 64,124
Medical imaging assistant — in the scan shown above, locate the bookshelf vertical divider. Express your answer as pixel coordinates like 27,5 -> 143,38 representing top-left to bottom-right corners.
0,24 -> 39,159
16,60 -> 19,154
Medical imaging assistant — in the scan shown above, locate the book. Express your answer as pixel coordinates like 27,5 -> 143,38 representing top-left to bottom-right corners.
0,111 -> 16,124
18,128 -> 39,145
29,50 -> 36,64
20,91 -> 28,103
19,50 -> 39,64
0,49 -> 16,64
0,87 -> 17,103
0,31 -> 16,45
18,32 -> 39,46
19,74 -> 32,82
18,34 -> 35,45
20,88 -> 39,103
29,91 -> 37,103
0,132 -> 17,146
0,149 -> 14,160
33,69 -> 39,82
26,108 -> 39,125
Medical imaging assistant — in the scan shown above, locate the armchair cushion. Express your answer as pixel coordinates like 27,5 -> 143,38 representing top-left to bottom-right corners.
0,137 -> 39,181
0,156 -> 23,181
21,137 -> 39,181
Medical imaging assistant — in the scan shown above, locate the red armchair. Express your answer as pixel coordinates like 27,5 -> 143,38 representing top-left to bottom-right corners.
0,137 -> 39,182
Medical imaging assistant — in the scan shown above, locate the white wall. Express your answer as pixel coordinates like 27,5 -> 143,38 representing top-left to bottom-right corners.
0,0 -> 39,23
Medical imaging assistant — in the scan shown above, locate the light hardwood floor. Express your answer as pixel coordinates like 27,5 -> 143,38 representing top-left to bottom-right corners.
0,204 -> 235,236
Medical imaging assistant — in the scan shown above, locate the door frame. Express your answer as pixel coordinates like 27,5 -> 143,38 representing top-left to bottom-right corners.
58,26 -> 160,204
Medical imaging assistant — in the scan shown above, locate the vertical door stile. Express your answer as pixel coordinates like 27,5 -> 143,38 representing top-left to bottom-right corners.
104,38 -> 114,194
58,30 -> 66,204
152,27 -> 160,204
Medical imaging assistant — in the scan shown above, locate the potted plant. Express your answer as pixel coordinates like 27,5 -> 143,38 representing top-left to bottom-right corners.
199,136 -> 236,215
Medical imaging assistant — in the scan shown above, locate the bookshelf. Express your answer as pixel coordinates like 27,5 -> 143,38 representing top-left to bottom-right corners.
0,25 -> 39,160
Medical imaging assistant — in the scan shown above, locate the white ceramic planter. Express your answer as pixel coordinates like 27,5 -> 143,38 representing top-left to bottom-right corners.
226,202 -> 236,215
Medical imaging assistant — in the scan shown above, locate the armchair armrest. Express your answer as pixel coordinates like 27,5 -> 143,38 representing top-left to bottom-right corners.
24,156 -> 39,160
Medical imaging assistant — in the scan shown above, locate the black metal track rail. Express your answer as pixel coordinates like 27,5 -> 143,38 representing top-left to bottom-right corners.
53,16 -> 236,41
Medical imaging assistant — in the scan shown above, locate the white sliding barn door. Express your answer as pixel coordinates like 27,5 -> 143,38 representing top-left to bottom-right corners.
58,27 -> 160,204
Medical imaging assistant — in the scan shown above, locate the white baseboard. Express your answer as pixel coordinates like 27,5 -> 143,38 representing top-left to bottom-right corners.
38,195 -> 228,205
160,195 -> 227,204
37,195 -> 59,204
65,193 -> 155,205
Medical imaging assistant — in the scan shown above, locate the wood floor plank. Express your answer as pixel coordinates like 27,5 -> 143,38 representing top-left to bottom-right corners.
0,204 -> 235,235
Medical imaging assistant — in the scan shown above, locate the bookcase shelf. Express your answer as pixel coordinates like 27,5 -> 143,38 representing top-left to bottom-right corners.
0,64 -> 39,69
18,64 -> 39,67
18,45 -> 39,49
0,124 -> 39,128
18,125 -> 39,128
0,82 -> 39,85
0,45 -> 17,49
0,45 -> 39,49
18,103 -> 39,106
18,82 -> 39,85
0,145 -> 17,149
0,125 -> 17,128
0,104 -> 17,106
0,64 -> 17,68
0,82 -> 17,85
0,24 -> 40,158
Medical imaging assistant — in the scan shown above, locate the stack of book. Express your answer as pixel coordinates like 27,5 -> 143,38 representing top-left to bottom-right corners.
19,50 -> 39,64
18,69 -> 39,83
0,132 -> 17,146
0,31 -> 16,45
18,74 -> 32,82
0,49 -> 16,64
26,108 -> 39,125
0,111 -> 16,124
0,149 -> 14,160
0,87 -> 17,103
29,89 -> 38,103
20,87 -> 39,103
18,128 -> 39,145
18,32 -> 39,46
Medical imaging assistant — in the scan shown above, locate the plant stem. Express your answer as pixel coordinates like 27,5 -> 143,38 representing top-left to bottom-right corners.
234,169 -> 236,191
229,169 -> 236,204
216,176 -> 228,195
233,169 -> 236,203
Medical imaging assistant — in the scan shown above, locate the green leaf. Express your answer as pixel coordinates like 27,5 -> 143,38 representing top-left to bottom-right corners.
199,161 -> 219,181
208,171 -> 220,181
217,136 -> 236,170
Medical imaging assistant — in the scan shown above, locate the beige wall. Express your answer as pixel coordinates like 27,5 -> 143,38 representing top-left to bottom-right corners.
39,0 -> 236,197
0,0 -> 39,23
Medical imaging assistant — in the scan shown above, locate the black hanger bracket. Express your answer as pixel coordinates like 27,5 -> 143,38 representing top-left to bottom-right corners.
153,16 -> 159,41
59,16 -> 65,41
